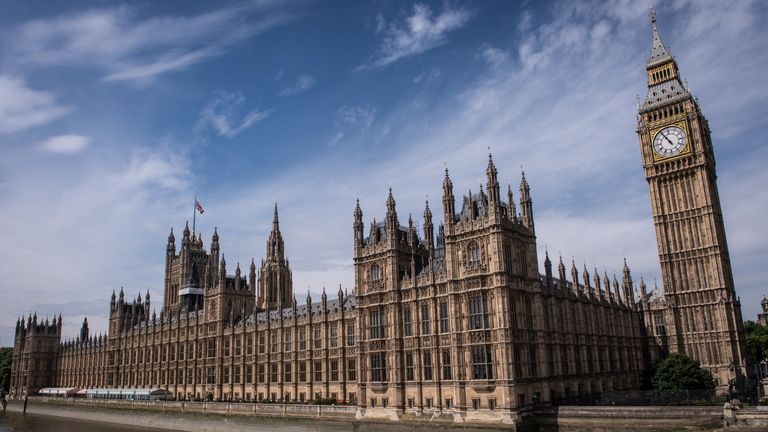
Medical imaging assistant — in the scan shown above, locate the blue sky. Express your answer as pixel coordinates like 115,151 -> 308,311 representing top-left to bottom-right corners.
1,0 -> 766,344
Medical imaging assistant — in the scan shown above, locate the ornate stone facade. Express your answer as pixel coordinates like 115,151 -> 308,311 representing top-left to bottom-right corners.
9,9 -> 747,424
635,9 -> 747,391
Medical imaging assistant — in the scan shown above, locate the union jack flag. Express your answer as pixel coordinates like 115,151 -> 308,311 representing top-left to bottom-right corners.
195,199 -> 204,214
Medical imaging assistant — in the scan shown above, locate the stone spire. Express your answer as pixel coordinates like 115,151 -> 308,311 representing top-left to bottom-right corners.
519,170 -> 534,233
544,250 -> 553,288
267,203 -> 284,260
647,7 -> 672,67
423,199 -> 434,255
486,152 -> 501,209
507,184 -> 517,222
442,168 -> 455,226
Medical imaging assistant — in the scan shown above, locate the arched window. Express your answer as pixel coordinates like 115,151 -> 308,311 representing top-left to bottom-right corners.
467,241 -> 481,267
370,264 -> 382,283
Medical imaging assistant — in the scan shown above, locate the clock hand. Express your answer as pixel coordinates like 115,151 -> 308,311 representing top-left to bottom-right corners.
661,132 -> 675,147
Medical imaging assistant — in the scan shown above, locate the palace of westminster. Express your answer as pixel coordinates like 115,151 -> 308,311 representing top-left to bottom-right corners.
9,10 -> 749,423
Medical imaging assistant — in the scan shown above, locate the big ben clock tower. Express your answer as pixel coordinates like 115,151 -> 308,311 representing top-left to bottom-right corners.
636,9 -> 747,389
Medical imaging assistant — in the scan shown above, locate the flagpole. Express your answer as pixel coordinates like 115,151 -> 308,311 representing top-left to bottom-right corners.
192,194 -> 196,236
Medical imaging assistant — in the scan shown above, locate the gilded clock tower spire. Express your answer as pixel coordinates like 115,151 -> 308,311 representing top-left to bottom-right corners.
637,7 -> 747,390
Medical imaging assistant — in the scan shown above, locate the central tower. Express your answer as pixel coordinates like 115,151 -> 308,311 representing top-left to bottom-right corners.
636,9 -> 746,388
257,204 -> 293,310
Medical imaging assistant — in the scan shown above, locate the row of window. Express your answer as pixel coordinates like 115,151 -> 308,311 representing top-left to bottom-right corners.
106,323 -> 357,366
370,295 -> 490,340
371,346 -> 493,383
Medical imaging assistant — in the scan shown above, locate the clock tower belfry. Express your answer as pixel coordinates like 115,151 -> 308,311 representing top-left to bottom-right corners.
636,9 -> 747,389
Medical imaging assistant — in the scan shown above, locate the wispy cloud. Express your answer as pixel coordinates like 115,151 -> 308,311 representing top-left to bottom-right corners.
329,105 -> 376,146
9,3 -> 293,82
279,75 -> 316,96
197,91 -> 271,138
39,134 -> 91,154
358,4 -> 472,70
0,76 -> 69,135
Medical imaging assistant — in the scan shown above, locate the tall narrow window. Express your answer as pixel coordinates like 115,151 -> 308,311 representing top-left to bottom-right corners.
370,264 -> 382,283
405,353 -> 414,381
299,327 -> 307,350
468,241 -> 481,267
284,329 -> 292,352
330,360 -> 339,381
423,352 -> 433,381
299,362 -> 307,382
421,304 -> 430,335
469,294 -> 490,330
370,352 -> 387,382
271,333 -> 278,352
347,322 -> 356,346
314,327 -> 322,349
348,359 -> 357,381
370,307 -> 385,339
439,302 -> 450,333
471,345 -> 493,380
403,306 -> 413,337
442,350 -> 452,380
314,361 -> 322,381
259,334 -> 265,354
330,324 -> 338,348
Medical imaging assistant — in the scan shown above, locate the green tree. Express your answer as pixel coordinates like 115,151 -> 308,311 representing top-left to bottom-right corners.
744,320 -> 768,364
652,353 -> 715,391
0,347 -> 12,392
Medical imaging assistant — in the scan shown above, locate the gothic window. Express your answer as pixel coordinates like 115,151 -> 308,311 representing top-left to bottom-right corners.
271,333 -> 278,352
370,264 -> 382,284
284,362 -> 292,382
403,306 -> 413,337
235,338 -> 242,356
421,304 -> 431,335
258,333 -> 265,353
370,307 -> 386,339
223,366 -> 231,384
439,302 -> 450,333
314,327 -> 322,349
284,329 -> 292,352
423,352 -> 433,381
405,352 -> 414,381
347,359 -> 357,381
654,312 -> 666,335
442,350 -> 452,380
370,352 -> 387,382
467,241 -> 481,267
299,362 -> 307,382
330,324 -> 338,348
314,360 -> 322,381
330,360 -> 339,381
469,294 -> 490,330
471,345 -> 493,380
206,340 -> 216,358
529,344 -> 538,377
345,321 -> 355,346
271,363 -> 278,382
299,326 -> 307,350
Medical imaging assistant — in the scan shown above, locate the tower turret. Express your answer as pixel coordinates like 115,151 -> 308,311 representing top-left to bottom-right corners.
423,199 -> 434,257
442,169 -> 455,227
486,153 -> 501,216
354,198 -> 364,252
519,171 -> 534,233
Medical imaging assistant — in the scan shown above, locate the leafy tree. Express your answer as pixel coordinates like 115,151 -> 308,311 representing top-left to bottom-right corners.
0,347 -> 12,392
744,320 -> 768,364
652,353 -> 715,391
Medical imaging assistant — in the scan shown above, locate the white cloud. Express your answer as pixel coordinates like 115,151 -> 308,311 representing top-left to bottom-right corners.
0,75 -> 69,135
9,3 -> 293,82
279,75 -> 316,96
196,92 -> 271,138
359,4 -> 472,70
329,105 -> 376,146
477,45 -> 509,68
39,134 -> 91,154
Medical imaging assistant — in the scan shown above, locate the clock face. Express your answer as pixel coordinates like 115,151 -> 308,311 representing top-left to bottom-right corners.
653,126 -> 686,157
